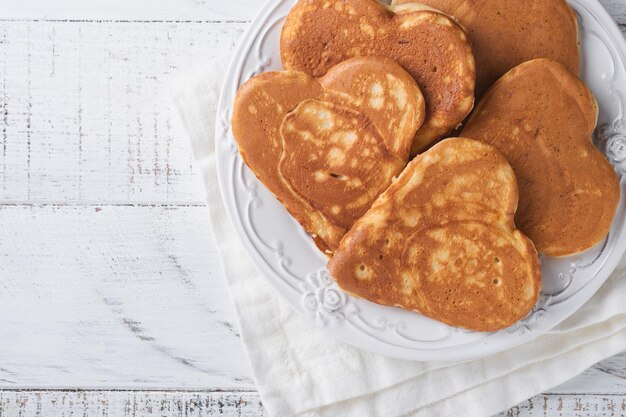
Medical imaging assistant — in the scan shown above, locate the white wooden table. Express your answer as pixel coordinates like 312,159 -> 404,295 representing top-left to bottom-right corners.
0,1 -> 624,416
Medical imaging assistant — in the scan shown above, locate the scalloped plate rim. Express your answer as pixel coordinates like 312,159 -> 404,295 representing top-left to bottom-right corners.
215,0 -> 626,361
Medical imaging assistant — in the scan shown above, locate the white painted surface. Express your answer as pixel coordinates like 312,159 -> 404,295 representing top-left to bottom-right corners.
0,391 -> 266,417
1,390 -> 626,417
0,21 -> 246,204
0,0 -> 623,23
0,1 -> 262,21
0,205 -> 253,389
0,0 -> 624,415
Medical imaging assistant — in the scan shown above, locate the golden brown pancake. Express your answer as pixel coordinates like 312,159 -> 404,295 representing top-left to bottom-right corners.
328,138 -> 541,332
280,0 -> 475,155
393,0 -> 579,97
462,59 -> 620,257
232,56 -> 425,253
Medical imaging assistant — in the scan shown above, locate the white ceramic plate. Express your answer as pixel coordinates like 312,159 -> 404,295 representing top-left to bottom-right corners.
216,0 -> 626,361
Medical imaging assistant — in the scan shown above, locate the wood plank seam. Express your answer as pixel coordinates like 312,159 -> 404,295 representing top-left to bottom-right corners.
0,19 -> 252,24
0,202 -> 208,206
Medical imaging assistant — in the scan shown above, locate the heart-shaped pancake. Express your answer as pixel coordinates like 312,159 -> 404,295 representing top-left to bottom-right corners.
280,0 -> 475,155
393,0 -> 579,98
232,57 -> 425,253
328,138 -> 541,332
462,59 -> 620,257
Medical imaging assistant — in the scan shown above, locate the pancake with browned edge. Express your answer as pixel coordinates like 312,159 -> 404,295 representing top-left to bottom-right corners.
462,59 -> 619,257
281,0 -> 475,155
232,56 -> 425,254
328,138 -> 541,332
393,0 -> 579,97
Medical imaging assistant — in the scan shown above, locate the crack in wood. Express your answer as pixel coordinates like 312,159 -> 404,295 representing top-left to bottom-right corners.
121,318 -> 156,342
220,321 -> 240,338
112,302 -> 225,375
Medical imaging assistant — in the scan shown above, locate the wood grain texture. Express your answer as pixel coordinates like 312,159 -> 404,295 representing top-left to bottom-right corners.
0,205 -> 252,389
0,391 -> 624,417
0,391 -> 265,417
0,0 -> 623,24
0,21 -> 245,204
502,395 -> 626,417
0,0 -> 265,22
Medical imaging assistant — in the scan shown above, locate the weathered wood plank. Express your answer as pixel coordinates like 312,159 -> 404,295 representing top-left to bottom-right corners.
0,205 -> 252,389
501,394 -> 626,417
0,390 -> 624,417
0,21 -> 246,204
0,391 -> 265,417
0,0 -> 265,22
0,0 -> 623,25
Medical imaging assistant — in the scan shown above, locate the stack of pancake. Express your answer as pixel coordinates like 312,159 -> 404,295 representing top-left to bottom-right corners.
231,0 -> 620,332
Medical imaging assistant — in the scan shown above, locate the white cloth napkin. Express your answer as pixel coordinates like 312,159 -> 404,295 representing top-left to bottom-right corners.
171,56 -> 626,417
